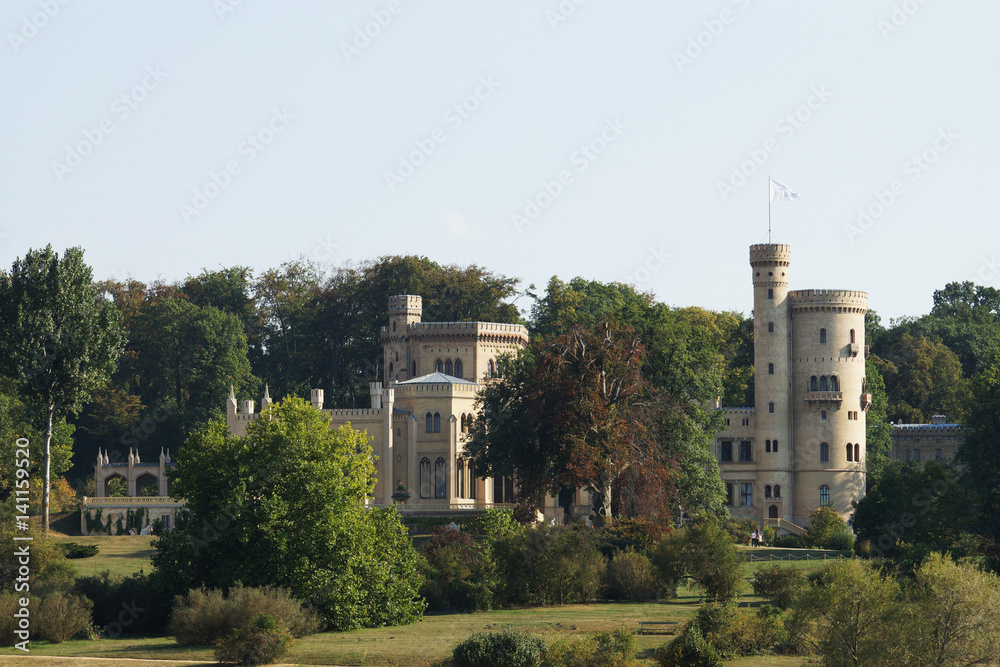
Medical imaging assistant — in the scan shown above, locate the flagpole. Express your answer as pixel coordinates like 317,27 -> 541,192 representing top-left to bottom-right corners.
768,175 -> 772,244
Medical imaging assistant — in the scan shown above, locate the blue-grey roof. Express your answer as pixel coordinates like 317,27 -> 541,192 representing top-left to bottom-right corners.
395,372 -> 477,386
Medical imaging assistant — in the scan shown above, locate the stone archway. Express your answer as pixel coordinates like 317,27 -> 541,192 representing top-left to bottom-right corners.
104,473 -> 126,497
135,472 -> 159,497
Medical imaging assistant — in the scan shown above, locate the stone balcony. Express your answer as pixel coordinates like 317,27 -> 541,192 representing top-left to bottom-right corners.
804,391 -> 843,402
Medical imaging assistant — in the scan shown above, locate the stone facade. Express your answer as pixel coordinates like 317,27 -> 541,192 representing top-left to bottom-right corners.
81,447 -> 181,535
890,415 -> 964,463
715,245 -> 869,531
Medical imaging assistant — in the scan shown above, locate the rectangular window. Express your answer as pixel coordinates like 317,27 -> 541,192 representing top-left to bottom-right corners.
740,483 -> 753,507
935,449 -> 942,462
725,418 -> 730,426
821,410 -> 827,420
913,449 -> 921,462
905,449 -> 911,462
720,441 -> 733,462
739,441 -> 752,462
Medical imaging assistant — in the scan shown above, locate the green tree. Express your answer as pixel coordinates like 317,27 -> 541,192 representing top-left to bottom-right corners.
651,520 -> 744,602
791,560 -> 906,666
904,552 -> 1000,666
878,333 -> 969,424
863,356 -> 893,484
805,506 -> 851,549
151,398 -> 424,629
0,246 -> 126,532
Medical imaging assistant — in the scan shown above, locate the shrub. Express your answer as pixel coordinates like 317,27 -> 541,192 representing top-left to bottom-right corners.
542,636 -> 596,667
170,584 -> 321,645
214,613 -> 294,666
723,517 -> 758,546
592,626 -> 637,666
419,525 -> 496,611
655,624 -> 722,667
692,602 -> 786,659
36,593 -> 93,643
773,534 -> 809,549
751,565 -> 806,609
75,571 -> 170,635
453,627 -> 545,667
0,594 -> 38,646
805,506 -> 851,549
59,542 -> 99,559
603,548 -> 658,601
761,525 -> 776,546
823,530 -> 856,552
493,525 -> 604,607
651,520 -> 744,603
467,508 -> 524,540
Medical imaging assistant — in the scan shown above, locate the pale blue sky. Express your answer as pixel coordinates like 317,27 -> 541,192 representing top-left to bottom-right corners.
3,1 -> 997,321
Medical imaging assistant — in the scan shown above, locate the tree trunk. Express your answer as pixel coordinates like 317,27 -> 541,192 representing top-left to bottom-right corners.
42,404 -> 54,535
594,482 -> 613,527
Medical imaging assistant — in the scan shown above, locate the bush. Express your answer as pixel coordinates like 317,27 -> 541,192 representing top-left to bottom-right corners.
36,593 -> 93,643
493,525 -> 604,607
603,548 -> 658,601
214,613 -> 294,666
751,565 -> 805,609
805,506 -> 851,549
542,636 -> 596,667
773,534 -> 809,549
723,517 -> 758,546
823,530 -> 856,552
655,624 -> 722,667
592,626 -> 637,666
58,542 -> 99,559
419,525 -> 496,611
692,602 -> 786,659
169,584 -> 321,645
651,520 -> 744,602
75,571 -> 169,635
453,627 -> 545,667
0,594 -> 38,646
761,526 -> 776,546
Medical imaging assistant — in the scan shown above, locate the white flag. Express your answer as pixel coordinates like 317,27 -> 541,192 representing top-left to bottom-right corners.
769,179 -> 799,202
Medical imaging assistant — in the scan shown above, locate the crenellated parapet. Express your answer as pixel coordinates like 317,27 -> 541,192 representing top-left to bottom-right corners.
788,289 -> 868,314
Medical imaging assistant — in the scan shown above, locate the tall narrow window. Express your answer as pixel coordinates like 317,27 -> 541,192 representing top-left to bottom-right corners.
445,359 -> 453,375
487,360 -> 495,378
768,363 -> 774,375
435,359 -> 443,373
433,412 -> 441,433
774,484 -> 781,498
725,482 -> 734,506
720,441 -> 733,462
765,439 -> 771,453
460,414 -> 467,432
411,361 -> 417,377
768,289 -> 774,299
457,459 -> 465,498
419,458 -> 431,498
913,449 -> 921,462
468,460 -> 476,499
435,457 -> 447,498
740,483 -> 753,506
768,321 -> 774,333
425,412 -> 433,433
820,485 -> 830,506
830,376 -> 839,391
454,359 -> 463,378
739,441 -> 753,462
820,442 -> 829,462
765,485 -> 772,499
768,402 -> 775,413
846,443 -> 853,461
820,328 -> 827,344
820,376 -> 829,391
850,329 -> 856,344
855,443 -> 861,462
811,376 -> 818,391
772,440 -> 778,452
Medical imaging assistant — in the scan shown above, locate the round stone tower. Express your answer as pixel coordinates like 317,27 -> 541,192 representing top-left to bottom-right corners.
750,244 -> 794,523
788,289 -> 867,525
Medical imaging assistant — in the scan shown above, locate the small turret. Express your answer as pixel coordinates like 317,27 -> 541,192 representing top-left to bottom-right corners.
262,384 -> 273,410
310,389 -> 324,409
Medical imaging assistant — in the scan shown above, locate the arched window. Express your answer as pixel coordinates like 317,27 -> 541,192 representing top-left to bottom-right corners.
468,459 -> 476,499
820,442 -> 829,462
454,359 -> 463,378
810,376 -> 818,391
820,376 -> 829,391
392,321 -> 396,332
487,360 -> 495,378
768,363 -> 774,375
820,485 -> 830,506
846,443 -> 853,461
766,439 -> 771,453
412,361 -> 417,377
765,485 -> 772,499
419,458 -> 431,498
768,289 -> 774,300
768,321 -> 774,333
460,414 -> 466,432
457,458 -> 465,498
435,359 -> 443,373
772,440 -> 778,452
830,376 -> 840,391
434,457 -> 447,498
389,362 -> 393,374
135,473 -> 159,497
433,412 -> 441,433
769,505 -> 778,518
425,412 -> 433,433
445,359 -> 453,375
768,402 -> 774,413
820,328 -> 827,344
850,329 -> 856,344
774,484 -> 781,498
855,443 -> 861,462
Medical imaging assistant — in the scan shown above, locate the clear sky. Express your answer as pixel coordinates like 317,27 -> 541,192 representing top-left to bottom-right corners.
3,1 -> 997,322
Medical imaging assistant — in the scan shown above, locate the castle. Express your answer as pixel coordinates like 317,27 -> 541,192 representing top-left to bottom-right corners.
715,244 -> 870,532
227,295 -> 591,519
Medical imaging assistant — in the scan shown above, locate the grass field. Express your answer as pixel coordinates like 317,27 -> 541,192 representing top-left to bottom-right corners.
3,528 -> 831,665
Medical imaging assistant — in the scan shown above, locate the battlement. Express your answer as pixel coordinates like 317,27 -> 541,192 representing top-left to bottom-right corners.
788,289 -> 868,311
719,407 -> 756,414
381,321 -> 529,341
393,381 -> 481,396
388,295 -> 422,312
749,244 -> 792,266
